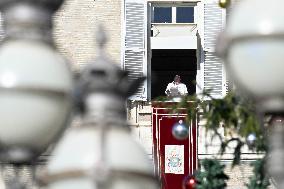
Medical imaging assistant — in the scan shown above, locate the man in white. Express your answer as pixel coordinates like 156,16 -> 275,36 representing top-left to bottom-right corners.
165,75 -> 188,98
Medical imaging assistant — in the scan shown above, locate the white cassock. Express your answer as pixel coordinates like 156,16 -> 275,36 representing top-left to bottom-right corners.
165,82 -> 188,97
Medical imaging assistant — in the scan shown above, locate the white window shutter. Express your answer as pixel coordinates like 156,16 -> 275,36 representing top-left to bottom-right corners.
0,13 -> 4,41
123,0 -> 148,101
203,1 -> 226,98
223,0 -> 242,95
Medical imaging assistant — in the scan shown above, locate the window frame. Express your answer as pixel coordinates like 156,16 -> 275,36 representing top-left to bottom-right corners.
176,7 -> 195,23
153,7 -> 172,23
151,2 -> 197,24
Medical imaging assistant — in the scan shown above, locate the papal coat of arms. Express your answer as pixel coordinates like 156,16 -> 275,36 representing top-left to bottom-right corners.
165,145 -> 184,174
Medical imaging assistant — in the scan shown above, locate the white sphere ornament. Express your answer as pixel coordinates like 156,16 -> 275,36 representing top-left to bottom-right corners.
218,0 -> 284,111
44,127 -> 158,189
0,40 -> 72,163
172,120 -> 189,140
42,25 -> 158,189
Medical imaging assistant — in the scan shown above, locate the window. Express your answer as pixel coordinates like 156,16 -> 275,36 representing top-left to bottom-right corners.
151,49 -> 197,99
152,6 -> 195,23
176,7 -> 194,23
153,7 -> 172,23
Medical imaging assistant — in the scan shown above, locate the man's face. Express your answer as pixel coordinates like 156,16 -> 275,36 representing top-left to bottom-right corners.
174,76 -> 181,83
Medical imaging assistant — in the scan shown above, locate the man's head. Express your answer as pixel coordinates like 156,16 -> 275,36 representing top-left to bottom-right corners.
174,75 -> 181,83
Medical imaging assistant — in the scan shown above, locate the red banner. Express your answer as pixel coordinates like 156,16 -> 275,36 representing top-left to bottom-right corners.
152,102 -> 198,189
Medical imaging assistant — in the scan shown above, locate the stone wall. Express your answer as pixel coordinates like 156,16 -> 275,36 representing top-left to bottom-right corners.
53,0 -> 122,70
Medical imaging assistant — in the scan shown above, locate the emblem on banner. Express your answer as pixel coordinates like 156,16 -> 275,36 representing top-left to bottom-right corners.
165,145 -> 184,174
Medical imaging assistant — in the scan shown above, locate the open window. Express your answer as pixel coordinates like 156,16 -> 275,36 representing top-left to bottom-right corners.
150,2 -> 198,100
123,0 -> 227,101
151,49 -> 197,99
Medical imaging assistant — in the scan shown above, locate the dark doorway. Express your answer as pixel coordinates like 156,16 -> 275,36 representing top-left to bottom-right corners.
151,49 -> 197,99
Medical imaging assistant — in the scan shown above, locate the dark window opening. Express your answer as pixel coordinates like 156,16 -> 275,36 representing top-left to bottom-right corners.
176,7 -> 194,23
153,7 -> 172,23
151,49 -> 197,100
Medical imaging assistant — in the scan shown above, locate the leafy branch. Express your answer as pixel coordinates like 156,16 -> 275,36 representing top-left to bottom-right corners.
157,91 -> 270,188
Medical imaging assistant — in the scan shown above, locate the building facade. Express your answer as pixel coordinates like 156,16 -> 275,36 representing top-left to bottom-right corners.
53,0 -> 227,99
123,0 -> 227,159
52,0 -> 259,188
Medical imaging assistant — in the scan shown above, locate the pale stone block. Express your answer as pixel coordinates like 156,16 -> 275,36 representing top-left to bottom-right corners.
53,0 -> 121,69
138,126 -> 153,155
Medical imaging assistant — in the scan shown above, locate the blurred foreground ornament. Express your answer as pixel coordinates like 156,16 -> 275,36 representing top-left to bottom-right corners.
172,120 -> 189,140
218,0 -> 230,8
0,0 -> 72,164
267,115 -> 284,188
217,0 -> 284,187
41,25 -> 159,189
217,0 -> 284,112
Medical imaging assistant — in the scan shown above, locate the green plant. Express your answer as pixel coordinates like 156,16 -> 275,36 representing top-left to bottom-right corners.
196,159 -> 229,189
246,158 -> 270,189
164,91 -> 270,189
